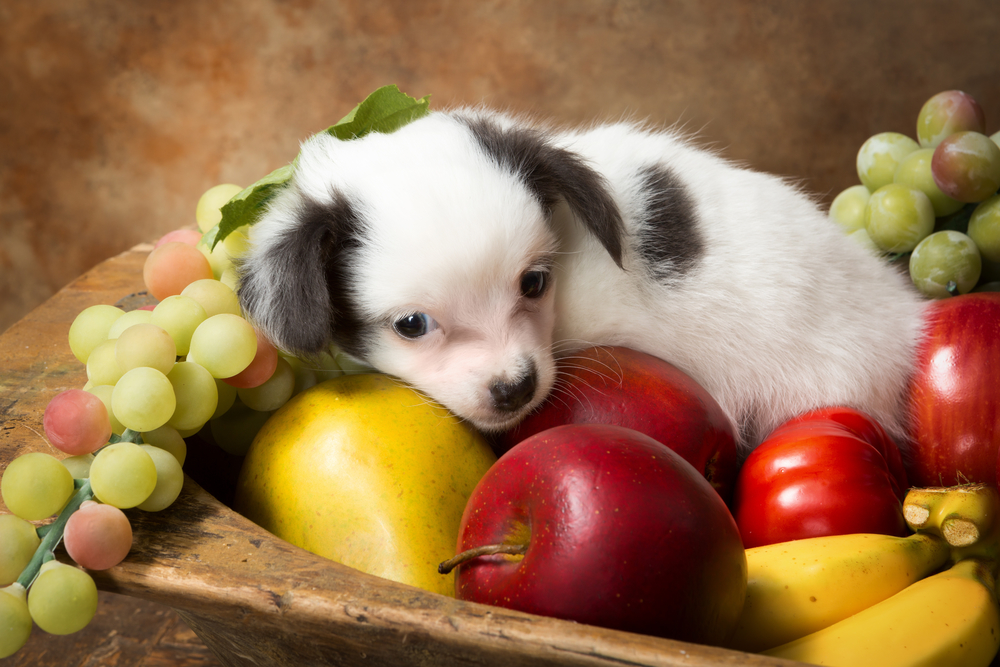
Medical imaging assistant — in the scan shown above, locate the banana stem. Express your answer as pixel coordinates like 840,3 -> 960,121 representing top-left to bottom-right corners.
17,479 -> 93,589
903,487 -> 948,530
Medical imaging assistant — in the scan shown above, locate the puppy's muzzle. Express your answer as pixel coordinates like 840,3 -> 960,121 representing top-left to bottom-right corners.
489,362 -> 537,413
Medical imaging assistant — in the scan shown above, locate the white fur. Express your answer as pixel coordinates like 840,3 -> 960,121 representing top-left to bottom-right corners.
241,108 -> 928,451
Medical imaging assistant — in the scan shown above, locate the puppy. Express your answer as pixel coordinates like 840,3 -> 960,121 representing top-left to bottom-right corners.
236,107 -> 928,451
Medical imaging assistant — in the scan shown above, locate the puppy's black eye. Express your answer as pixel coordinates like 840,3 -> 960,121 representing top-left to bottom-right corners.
520,270 -> 549,299
393,313 -> 438,339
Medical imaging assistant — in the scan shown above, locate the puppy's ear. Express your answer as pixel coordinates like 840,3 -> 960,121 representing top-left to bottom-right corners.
236,191 -> 367,358
460,115 -> 625,268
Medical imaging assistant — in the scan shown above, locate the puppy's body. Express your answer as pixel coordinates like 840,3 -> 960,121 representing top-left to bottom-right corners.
238,108 -> 927,450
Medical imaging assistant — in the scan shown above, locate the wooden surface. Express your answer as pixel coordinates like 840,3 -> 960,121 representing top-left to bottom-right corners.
0,246 -> 801,666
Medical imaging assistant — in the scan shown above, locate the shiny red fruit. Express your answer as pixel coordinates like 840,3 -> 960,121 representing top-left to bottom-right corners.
732,407 -> 909,549
453,424 -> 747,645
908,293 -> 1000,486
496,346 -> 739,503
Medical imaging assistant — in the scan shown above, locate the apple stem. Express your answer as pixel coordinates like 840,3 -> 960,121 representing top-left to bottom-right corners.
438,543 -> 528,575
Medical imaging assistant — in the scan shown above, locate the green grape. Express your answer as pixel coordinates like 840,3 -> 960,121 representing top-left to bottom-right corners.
68,305 -> 125,364
175,424 -> 202,438
137,445 -> 184,512
27,561 -> 98,635
209,398 -> 274,456
60,453 -> 95,479
1,452 -> 75,521
968,194 -> 1000,263
187,314 -> 257,378
86,339 -> 124,387
223,329 -> 277,388
0,515 -> 40,585
916,90 -> 986,148
237,356 -> 295,412
0,584 -> 32,658
111,367 -> 177,433
86,384 -> 126,435
150,294 -> 207,356
200,239 -> 232,280
829,185 -> 871,233
335,351 -> 374,375
142,425 -> 187,466
89,442 -> 158,509
106,309 -> 153,340
857,132 -> 919,192
846,228 -> 882,255
166,361 -> 219,431
864,183 -> 935,253
195,183 -> 243,233
315,348 -> 347,381
212,378 -> 238,419
993,130 -> 1000,150
220,266 -> 240,292
283,355 -> 319,396
181,278 -> 241,318
892,148 -> 964,217
221,225 -> 251,259
909,230 -> 982,298
115,322 -> 177,375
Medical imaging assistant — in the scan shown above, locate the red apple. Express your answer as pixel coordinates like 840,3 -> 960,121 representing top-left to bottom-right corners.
907,293 -> 1000,487
447,423 -> 747,645
496,346 -> 739,503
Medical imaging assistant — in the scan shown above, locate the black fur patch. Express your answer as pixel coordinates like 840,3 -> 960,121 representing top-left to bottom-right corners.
634,164 -> 703,282
459,115 -> 626,268
237,191 -> 372,359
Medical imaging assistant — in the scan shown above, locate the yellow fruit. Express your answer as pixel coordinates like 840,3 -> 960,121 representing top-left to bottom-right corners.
233,373 -> 497,596
728,532 -> 949,652
764,558 -> 1000,667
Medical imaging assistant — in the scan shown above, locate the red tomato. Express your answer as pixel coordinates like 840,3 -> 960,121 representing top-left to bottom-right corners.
732,407 -> 909,548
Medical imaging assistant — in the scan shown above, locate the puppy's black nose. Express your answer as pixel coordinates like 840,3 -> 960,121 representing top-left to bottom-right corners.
490,368 -> 537,413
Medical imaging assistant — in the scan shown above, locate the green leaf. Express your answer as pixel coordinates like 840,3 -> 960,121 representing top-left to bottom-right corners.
210,85 -> 430,248
209,163 -> 295,249
324,84 -> 431,141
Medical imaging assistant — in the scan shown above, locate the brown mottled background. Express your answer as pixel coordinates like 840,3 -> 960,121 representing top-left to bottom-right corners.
1,2 -> 998,663
3,1 -> 1000,334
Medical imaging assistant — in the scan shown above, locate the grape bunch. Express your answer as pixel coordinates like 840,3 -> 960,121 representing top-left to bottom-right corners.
831,90 -> 1000,298
0,184 -> 363,658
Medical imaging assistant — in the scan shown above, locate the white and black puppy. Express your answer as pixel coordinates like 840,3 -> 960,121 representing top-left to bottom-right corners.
236,108 -> 928,451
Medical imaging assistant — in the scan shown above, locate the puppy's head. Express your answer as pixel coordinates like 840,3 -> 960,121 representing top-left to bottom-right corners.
237,110 -> 623,431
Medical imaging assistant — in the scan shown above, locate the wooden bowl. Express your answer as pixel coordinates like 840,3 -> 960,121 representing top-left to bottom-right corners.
0,245 -> 798,667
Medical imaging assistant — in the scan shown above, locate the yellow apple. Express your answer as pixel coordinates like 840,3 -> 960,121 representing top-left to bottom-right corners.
232,373 -> 496,596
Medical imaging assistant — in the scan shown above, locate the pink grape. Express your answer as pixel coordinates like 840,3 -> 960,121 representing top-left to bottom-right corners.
154,228 -> 203,248
223,330 -> 278,389
63,500 -> 133,570
143,241 -> 214,302
916,90 -> 986,148
42,390 -> 111,456
931,131 -> 1000,203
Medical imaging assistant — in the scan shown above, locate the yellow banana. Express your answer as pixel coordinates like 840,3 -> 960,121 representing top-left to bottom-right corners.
763,557 -> 1000,667
727,532 -> 949,652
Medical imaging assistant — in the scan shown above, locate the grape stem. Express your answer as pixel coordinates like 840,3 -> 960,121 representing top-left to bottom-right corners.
16,429 -> 142,589
19,479 -> 94,588
108,428 -> 143,446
